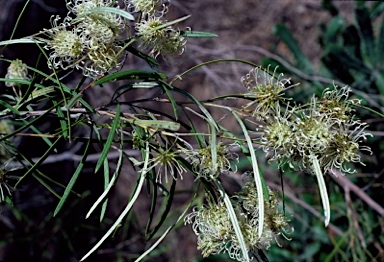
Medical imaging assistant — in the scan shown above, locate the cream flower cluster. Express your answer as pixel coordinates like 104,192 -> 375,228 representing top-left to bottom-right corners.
43,0 -> 126,78
182,142 -> 238,181
42,0 -> 186,77
243,67 -> 372,175
44,0 -> 125,78
185,181 -> 288,262
135,16 -> 186,57
129,0 -> 187,58
5,59 -> 30,87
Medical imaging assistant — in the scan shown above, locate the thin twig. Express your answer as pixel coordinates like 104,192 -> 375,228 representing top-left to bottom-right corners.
344,187 -> 366,248
330,171 -> 384,216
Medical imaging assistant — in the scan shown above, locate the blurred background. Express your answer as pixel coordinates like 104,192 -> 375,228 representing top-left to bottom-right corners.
1,0 -> 383,261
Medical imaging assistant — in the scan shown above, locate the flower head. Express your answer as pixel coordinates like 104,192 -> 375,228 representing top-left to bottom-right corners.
126,0 -> 168,16
241,66 -> 295,119
43,16 -> 84,70
5,59 -> 30,87
185,182 -> 289,262
184,199 -> 234,258
68,0 -> 125,44
136,16 -> 186,57
183,142 -> 238,180
136,135 -> 187,183
319,85 -> 359,122
257,83 -> 371,175
319,122 -> 372,174
82,41 -> 125,77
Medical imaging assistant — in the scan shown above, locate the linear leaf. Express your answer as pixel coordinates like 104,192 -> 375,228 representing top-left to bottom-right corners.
0,38 -> 44,46
93,70 -> 166,86
15,136 -> 63,188
181,31 -> 218,38
81,142 -> 150,261
54,101 -> 69,138
100,158 -> 110,222
160,82 -> 179,120
135,200 -> 193,261
165,82 -> 218,131
216,181 -> 250,262
273,23 -> 314,73
32,173 -> 61,199
312,154 -> 330,227
74,7 -> 134,21
95,103 -> 120,173
232,111 -> 264,238
0,100 -> 20,115
86,141 -> 124,219
53,130 -> 93,216
145,180 -> 158,236
146,178 -> 176,240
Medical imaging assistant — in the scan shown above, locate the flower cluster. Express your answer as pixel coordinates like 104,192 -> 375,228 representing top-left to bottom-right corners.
42,0 -> 127,78
182,142 -> 238,180
125,0 -> 168,16
136,16 -> 186,57
185,180 -> 288,262
241,66 -> 295,119
40,0 -> 187,77
5,59 -> 30,88
244,67 -> 372,175
134,132 -> 187,184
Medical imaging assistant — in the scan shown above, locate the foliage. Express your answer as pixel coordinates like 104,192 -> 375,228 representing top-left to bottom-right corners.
0,1 -> 383,261
262,0 -> 384,261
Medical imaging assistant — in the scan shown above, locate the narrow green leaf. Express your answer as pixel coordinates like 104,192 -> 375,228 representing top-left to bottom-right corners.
181,31 -> 218,38
124,45 -> 159,68
94,103 -> 120,173
74,6 -> 134,21
19,75 -> 39,105
146,178 -> 176,240
165,82 -> 218,131
14,136 -> 63,188
54,101 -> 69,138
210,124 -> 217,172
232,111 -> 264,238
81,142 -> 150,261
93,70 -> 166,86
86,139 -> 124,219
160,82 -> 179,120
0,78 -> 31,87
32,173 -> 61,199
0,100 -> 20,115
135,200 -> 193,262
216,181 -> 250,262
66,93 -> 83,109
324,16 -> 344,46
100,158 -> 110,222
145,179 -> 158,236
53,130 -> 93,216
0,38 -> 44,46
311,154 -> 330,227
